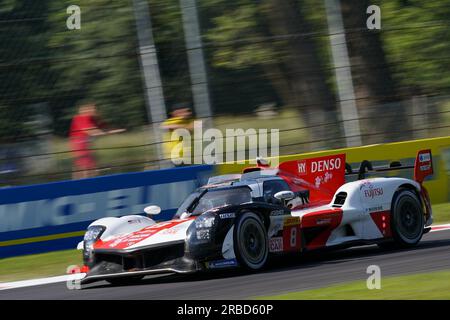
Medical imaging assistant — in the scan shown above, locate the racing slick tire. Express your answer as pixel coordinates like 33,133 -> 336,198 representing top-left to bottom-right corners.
233,211 -> 269,270
106,275 -> 144,286
381,189 -> 424,249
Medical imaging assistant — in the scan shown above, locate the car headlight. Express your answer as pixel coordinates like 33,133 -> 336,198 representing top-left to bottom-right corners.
84,225 -> 105,244
196,229 -> 211,240
195,214 -> 216,229
194,213 -> 217,240
83,225 -> 105,264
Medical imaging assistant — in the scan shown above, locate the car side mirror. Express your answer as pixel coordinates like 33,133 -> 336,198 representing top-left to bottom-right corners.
144,205 -> 161,216
274,191 -> 295,201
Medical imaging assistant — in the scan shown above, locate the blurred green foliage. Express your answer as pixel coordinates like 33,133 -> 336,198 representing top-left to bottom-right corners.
46,1 -> 146,132
381,0 -> 450,93
0,0 -> 448,144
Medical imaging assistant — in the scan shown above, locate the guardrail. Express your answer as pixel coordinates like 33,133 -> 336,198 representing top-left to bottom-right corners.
0,165 -> 213,258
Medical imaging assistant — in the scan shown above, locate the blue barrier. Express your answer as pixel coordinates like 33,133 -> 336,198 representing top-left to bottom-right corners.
0,165 -> 214,258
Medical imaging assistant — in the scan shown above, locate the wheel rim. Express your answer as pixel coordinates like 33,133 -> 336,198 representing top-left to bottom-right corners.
396,197 -> 422,240
239,218 -> 266,265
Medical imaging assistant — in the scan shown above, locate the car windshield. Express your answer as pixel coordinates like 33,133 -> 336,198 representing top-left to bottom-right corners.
175,187 -> 252,217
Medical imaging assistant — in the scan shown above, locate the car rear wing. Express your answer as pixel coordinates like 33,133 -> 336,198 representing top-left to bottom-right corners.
345,149 -> 433,184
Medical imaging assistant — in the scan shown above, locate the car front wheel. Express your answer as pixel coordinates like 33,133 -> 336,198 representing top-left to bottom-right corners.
233,211 -> 269,270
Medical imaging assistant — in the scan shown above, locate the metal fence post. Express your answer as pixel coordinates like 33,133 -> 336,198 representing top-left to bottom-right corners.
132,0 -> 167,168
325,0 -> 362,147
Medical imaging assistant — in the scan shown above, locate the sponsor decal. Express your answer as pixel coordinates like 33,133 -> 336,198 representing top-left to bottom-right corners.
364,188 -> 383,199
283,216 -> 300,227
298,161 -> 307,175
359,180 -> 371,190
366,205 -> 383,213
98,219 -> 191,249
282,225 -> 301,251
278,153 -> 345,203
270,210 -> 285,216
269,237 -> 283,252
414,149 -> 433,183
316,218 -> 332,225
219,212 -> 235,219
314,171 -> 334,189
419,152 -> 431,163
297,158 -> 342,175
360,181 -> 384,199
159,228 -> 182,235
311,158 -> 342,173
268,217 -> 284,238
109,237 -> 124,248
207,258 -> 237,269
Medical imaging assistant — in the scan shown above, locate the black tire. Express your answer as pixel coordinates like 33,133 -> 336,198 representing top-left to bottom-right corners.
106,275 -> 144,286
390,189 -> 424,247
233,211 -> 268,270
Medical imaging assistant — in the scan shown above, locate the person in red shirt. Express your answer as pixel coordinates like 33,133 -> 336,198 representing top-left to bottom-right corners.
69,103 -> 123,179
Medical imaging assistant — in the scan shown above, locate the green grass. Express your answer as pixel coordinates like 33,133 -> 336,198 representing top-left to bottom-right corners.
257,269 -> 450,300
432,202 -> 450,224
0,249 -> 81,283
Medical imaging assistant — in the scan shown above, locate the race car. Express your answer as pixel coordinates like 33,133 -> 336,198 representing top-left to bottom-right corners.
77,149 -> 434,285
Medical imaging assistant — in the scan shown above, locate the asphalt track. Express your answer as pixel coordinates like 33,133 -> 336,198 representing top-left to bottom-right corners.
2,229 -> 450,299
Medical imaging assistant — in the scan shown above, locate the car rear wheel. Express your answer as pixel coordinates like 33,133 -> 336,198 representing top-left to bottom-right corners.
390,189 -> 424,247
233,212 -> 268,270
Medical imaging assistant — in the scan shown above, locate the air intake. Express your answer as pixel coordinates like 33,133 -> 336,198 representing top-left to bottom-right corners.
333,192 -> 347,207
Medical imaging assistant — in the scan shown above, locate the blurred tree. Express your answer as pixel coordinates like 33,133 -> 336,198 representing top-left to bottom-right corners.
341,0 -> 399,104
381,0 -> 450,94
1,0 -> 448,145
263,0 -> 338,144
0,0 -> 51,143
46,0 -> 146,134
203,0 -> 340,147
148,0 -> 193,110
340,0 -> 450,143
340,0 -> 405,143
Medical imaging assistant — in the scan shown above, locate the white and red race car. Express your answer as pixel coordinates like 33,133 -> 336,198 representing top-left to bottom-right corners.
77,150 -> 433,285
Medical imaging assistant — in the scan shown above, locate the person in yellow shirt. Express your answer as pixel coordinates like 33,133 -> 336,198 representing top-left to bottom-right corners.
161,107 -> 194,165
